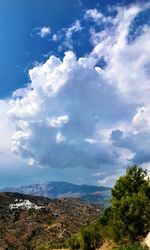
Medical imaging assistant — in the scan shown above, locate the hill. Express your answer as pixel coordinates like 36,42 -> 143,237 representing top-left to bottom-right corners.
1,181 -> 111,205
0,192 -> 102,249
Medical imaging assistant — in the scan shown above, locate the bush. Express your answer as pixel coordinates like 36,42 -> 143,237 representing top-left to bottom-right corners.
80,223 -> 103,250
113,242 -> 149,250
68,234 -> 80,250
68,222 -> 103,250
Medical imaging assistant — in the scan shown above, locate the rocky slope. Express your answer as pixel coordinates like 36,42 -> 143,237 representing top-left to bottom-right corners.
0,192 -> 102,249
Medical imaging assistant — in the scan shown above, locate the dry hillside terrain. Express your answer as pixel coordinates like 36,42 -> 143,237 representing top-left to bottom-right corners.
0,192 -> 102,249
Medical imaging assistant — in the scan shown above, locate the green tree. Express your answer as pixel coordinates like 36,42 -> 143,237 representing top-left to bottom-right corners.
110,165 -> 150,242
99,206 -> 112,226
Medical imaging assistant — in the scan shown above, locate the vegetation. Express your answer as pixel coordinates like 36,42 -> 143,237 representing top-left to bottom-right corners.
0,165 -> 149,249
0,194 -> 100,250
68,222 -> 103,250
110,165 -> 150,242
113,242 -> 149,250
80,222 -> 103,250
68,165 -> 150,250
68,234 -> 81,250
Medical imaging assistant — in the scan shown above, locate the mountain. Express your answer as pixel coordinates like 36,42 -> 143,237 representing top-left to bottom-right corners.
0,192 -> 101,249
1,181 -> 111,205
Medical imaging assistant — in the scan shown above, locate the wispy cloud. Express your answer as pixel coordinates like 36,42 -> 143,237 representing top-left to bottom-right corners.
84,8 -> 105,23
97,174 -> 119,187
65,20 -> 82,40
37,26 -> 51,38
52,34 -> 59,42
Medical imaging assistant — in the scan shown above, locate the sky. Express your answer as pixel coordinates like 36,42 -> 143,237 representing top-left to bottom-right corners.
0,0 -> 150,188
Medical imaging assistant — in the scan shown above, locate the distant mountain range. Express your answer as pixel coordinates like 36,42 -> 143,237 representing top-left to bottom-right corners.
1,181 -> 111,205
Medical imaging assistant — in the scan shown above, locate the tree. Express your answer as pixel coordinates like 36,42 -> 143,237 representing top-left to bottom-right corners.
110,165 -> 150,242
68,165 -> 150,249
112,165 -> 150,200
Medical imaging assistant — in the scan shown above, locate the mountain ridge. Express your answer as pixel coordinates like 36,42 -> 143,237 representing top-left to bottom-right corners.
1,181 -> 111,205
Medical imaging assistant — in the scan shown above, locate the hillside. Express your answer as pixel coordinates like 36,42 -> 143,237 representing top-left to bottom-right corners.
0,192 -> 102,249
1,181 -> 111,205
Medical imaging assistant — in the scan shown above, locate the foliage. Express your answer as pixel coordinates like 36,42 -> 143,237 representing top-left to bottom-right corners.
68,165 -> 150,249
113,242 -> 149,250
112,165 -> 150,200
68,222 -> 103,250
99,206 -> 112,226
110,165 -> 150,242
68,234 -> 80,250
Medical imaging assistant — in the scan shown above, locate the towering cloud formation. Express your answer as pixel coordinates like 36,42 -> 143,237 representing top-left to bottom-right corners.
9,51 -> 121,168
9,4 -> 150,174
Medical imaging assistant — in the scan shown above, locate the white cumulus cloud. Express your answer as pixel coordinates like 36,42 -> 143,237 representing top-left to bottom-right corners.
9,50 -> 128,169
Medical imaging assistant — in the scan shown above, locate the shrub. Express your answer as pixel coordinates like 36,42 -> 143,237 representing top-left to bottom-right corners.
68,234 -> 80,250
113,242 -> 149,250
80,223 -> 103,250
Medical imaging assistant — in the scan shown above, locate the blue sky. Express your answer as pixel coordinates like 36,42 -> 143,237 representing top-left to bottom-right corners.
0,0 -> 150,188
0,0 -> 139,97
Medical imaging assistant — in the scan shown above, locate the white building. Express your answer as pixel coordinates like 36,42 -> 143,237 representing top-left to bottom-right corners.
9,199 -> 43,210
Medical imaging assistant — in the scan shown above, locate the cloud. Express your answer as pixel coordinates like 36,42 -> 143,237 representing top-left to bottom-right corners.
52,34 -> 59,42
9,51 -> 126,169
84,8 -> 105,23
60,20 -> 83,50
65,20 -> 82,40
37,26 -> 51,38
7,3 -> 150,180
97,173 -> 122,187
91,171 -> 107,177
50,20 -> 82,51
86,4 -> 150,170
0,100 -> 12,150
0,100 -> 28,170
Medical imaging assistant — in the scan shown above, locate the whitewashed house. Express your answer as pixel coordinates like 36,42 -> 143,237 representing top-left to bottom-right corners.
9,199 -> 43,210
